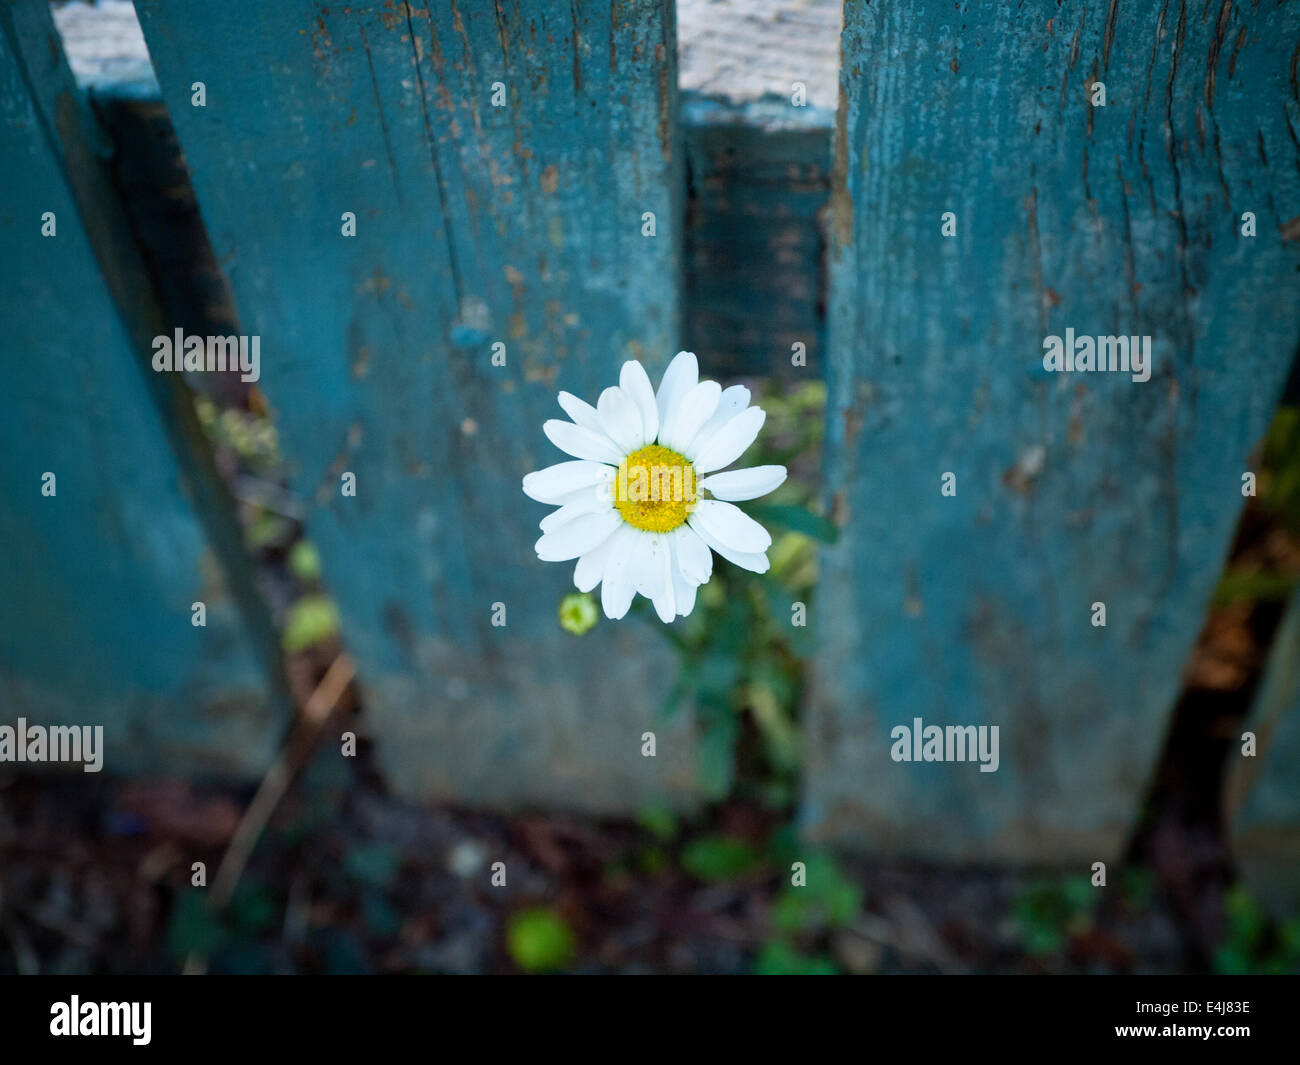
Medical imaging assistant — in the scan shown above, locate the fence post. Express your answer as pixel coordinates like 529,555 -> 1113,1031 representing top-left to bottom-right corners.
805,0 -> 1300,860
0,0 -> 288,777
133,0 -> 697,810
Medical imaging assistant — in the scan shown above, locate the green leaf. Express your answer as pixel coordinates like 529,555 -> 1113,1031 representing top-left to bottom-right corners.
747,681 -> 801,772
772,854 -> 862,932
636,847 -> 669,875
246,510 -> 292,550
753,940 -> 838,975
506,908 -> 576,973
680,835 -> 760,881
636,804 -> 678,843
694,710 -> 738,799
166,890 -> 227,961
1012,877 -> 1094,956
288,540 -> 323,582
282,594 -> 341,652
695,650 -> 741,706
1212,568 -> 1295,606
661,669 -> 690,719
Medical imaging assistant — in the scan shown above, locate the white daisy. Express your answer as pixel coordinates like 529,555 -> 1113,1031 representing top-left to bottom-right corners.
522,351 -> 788,623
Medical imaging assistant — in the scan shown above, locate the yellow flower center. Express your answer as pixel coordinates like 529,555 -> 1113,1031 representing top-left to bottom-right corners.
614,444 -> 697,533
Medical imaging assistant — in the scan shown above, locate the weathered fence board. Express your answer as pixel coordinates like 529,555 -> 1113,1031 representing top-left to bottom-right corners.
1227,583 -> 1300,915
807,0 -> 1300,861
133,0 -> 696,810
0,0 -> 286,777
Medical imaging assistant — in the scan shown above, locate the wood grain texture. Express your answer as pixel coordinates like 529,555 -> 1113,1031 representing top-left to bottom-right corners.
133,0 -> 697,811
1226,584 -> 1300,916
55,0 -> 835,379
0,0 -> 286,778
808,0 -> 1300,861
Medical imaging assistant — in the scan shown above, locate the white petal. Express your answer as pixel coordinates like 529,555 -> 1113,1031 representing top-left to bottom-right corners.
652,589 -> 676,622
543,483 -> 608,513
596,386 -> 643,455
539,493 -> 612,532
688,516 -> 771,573
691,406 -> 766,473
689,499 -> 771,553
660,380 -> 721,453
671,525 -> 712,585
523,461 -> 614,504
619,361 -> 659,446
631,532 -> 671,602
667,534 -> 698,618
535,511 -> 620,561
672,571 -> 697,616
691,385 -> 750,453
700,465 -> 787,502
543,419 -> 625,464
600,526 -> 640,620
648,536 -> 676,622
655,350 -> 698,427
557,391 -> 603,433
574,531 -> 617,592
711,543 -> 770,573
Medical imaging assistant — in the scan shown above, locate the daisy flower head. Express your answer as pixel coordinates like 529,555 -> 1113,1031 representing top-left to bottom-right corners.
522,351 -> 788,623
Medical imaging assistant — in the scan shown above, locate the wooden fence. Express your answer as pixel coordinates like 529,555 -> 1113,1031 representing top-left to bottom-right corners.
1,0 -> 1297,873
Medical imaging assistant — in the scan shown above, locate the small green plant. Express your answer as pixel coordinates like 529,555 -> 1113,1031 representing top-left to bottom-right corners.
194,395 -> 282,475
664,380 -> 829,804
1258,406 -> 1300,531
282,594 -> 341,652
680,835 -> 762,881
506,908 -> 577,973
1212,405 -> 1300,606
166,882 -> 277,971
1214,886 -> 1300,974
771,854 -> 862,933
635,804 -> 678,843
289,540 -> 323,583
1011,876 -> 1096,956
558,592 -> 598,635
756,846 -> 861,974
753,940 -> 838,975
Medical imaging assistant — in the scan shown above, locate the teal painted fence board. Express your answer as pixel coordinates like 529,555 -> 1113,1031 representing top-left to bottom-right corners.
807,0 -> 1300,860
133,0 -> 697,810
0,0 -> 286,777
1227,583 -> 1300,916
